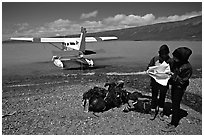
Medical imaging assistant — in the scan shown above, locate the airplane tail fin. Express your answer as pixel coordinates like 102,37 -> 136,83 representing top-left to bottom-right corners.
78,27 -> 87,53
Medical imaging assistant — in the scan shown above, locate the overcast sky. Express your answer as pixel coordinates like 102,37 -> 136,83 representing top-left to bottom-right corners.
2,2 -> 202,40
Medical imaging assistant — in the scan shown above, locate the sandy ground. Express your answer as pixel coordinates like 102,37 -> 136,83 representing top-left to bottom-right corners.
2,73 -> 202,135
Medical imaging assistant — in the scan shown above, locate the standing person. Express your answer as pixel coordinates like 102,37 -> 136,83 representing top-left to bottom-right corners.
147,44 -> 173,120
162,47 -> 192,132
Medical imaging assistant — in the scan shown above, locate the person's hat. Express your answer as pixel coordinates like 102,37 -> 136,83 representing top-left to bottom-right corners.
159,44 -> 170,55
172,47 -> 192,62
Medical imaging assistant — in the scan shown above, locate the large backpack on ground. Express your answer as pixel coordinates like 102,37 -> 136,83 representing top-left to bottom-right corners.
82,81 -> 129,113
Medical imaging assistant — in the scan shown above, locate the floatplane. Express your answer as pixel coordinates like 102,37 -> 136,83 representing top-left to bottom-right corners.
10,27 -> 117,69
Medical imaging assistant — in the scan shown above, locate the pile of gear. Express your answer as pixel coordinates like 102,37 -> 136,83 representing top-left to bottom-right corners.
82,81 -> 152,114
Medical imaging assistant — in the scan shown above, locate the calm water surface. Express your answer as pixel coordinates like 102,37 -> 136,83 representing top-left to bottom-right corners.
2,41 -> 202,77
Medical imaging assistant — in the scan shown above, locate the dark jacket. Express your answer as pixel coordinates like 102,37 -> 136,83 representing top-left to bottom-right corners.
169,62 -> 192,89
170,47 -> 193,89
147,55 -> 173,86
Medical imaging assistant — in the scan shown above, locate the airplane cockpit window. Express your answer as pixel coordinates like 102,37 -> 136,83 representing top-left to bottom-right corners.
70,42 -> 75,45
66,43 -> 69,46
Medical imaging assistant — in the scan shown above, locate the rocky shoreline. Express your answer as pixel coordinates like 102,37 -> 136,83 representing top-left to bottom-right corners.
2,69 -> 202,135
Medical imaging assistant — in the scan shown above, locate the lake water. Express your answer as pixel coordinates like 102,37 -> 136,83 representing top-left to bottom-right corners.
2,41 -> 202,77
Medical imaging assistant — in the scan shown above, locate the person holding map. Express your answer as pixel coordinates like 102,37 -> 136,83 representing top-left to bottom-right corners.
147,44 -> 173,120
162,47 -> 193,132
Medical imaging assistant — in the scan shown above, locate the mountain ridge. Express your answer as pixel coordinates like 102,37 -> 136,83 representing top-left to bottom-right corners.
86,15 -> 201,41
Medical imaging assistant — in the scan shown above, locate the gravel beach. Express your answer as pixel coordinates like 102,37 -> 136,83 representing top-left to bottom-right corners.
2,70 -> 202,135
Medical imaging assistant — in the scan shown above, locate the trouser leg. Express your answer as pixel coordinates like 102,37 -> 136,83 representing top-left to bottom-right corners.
158,85 -> 168,109
171,87 -> 185,126
151,84 -> 159,109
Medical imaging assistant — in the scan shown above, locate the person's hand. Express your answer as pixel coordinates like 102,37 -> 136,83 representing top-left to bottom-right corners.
166,72 -> 174,76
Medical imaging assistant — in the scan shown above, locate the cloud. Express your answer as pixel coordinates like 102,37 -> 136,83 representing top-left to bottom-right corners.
7,11 -> 201,38
80,10 -> 98,19
11,23 -> 33,37
10,19 -> 75,37
103,11 -> 201,29
17,23 -> 29,31
103,14 -> 155,27
154,11 -> 202,24
46,19 -> 72,28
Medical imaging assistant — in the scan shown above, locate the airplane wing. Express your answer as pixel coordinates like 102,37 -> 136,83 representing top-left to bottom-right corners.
85,36 -> 118,42
10,36 -> 118,43
10,37 -> 76,43
10,37 -> 34,42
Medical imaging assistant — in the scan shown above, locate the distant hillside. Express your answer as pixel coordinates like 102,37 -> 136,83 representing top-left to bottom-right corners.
86,16 -> 202,41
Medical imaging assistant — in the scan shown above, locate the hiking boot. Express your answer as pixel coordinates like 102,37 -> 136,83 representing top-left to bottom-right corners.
123,107 -> 130,113
164,114 -> 172,123
149,110 -> 157,120
161,123 -> 176,132
158,111 -> 165,121
123,106 -> 134,113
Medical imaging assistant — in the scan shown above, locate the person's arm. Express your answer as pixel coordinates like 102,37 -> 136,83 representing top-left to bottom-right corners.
171,64 -> 192,87
147,57 -> 155,70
